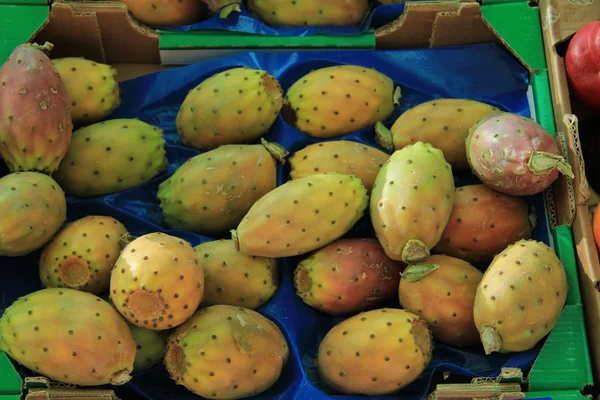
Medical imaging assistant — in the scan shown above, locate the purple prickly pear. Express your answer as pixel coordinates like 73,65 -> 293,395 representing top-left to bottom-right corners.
248,0 -> 369,26
164,305 -> 289,399
0,42 -> 73,173
0,172 -> 66,256
0,288 -> 136,386
317,308 -> 433,395
465,112 -> 574,196
370,141 -> 455,263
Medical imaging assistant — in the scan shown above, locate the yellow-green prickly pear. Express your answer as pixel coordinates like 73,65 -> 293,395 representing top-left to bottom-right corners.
248,0 -> 369,26
473,239 -> 568,354
283,65 -> 400,139
0,288 -> 136,386
317,308 -> 433,395
370,141 -> 455,263
176,67 -> 283,150
53,58 -> 120,126
164,305 -> 289,399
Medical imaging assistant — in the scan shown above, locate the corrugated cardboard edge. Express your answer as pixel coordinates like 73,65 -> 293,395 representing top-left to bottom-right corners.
538,0 -> 600,390
23,377 -> 119,399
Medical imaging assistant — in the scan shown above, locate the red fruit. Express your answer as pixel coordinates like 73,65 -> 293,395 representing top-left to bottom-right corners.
565,21 -> 600,112
0,42 -> 73,174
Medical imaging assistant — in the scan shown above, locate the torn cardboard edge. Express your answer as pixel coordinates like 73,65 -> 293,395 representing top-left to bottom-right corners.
23,377 -> 118,400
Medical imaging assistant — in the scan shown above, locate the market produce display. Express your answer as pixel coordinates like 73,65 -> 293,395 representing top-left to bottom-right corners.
0,42 -> 574,400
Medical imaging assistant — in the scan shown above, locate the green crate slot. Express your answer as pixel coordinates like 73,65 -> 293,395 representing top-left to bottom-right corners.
526,390 -> 591,400
0,353 -> 21,396
0,5 -> 48,62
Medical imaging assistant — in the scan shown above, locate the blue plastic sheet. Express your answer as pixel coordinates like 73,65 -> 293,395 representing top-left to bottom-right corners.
0,43 -> 547,400
160,1 -> 406,36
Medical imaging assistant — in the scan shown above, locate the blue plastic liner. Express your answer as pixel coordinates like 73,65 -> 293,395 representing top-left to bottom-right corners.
160,1 -> 406,36
1,43 -> 547,400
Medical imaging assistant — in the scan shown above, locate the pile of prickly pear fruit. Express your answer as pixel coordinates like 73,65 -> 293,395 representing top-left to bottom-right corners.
0,41 -> 575,400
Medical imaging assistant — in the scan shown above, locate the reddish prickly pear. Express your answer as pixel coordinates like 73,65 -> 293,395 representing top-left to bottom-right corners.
164,305 -> 289,399
53,118 -> 168,197
201,0 -> 241,18
158,139 -> 286,235
466,112 -> 574,196
0,42 -> 73,174
39,216 -> 129,294
194,239 -> 279,310
176,67 -> 283,150
317,308 -> 433,395
433,184 -> 535,264
248,0 -> 369,26
370,142 -> 455,263
473,239 -> 568,354
294,238 -> 405,315
284,65 -> 400,139
52,58 -> 120,126
110,232 -> 205,331
0,288 -> 136,386
116,0 -> 208,26
375,99 -> 500,169
289,140 -> 390,192
398,255 -> 483,347
232,172 -> 368,258
0,172 -> 66,256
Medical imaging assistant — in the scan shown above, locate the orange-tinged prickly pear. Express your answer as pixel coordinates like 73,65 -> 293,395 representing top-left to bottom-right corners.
117,0 -> 208,26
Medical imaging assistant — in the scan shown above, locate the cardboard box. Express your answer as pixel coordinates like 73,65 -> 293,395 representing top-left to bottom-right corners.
538,0 -> 600,390
0,1 -> 594,399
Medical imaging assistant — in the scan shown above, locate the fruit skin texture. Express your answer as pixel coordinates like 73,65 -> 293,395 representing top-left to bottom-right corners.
565,21 -> 600,112
52,58 -> 120,127
39,216 -> 129,294
593,206 -> 600,253
384,99 -> 499,169
164,305 -> 289,400
294,238 -> 405,315
200,0 -> 241,17
473,239 -> 568,354
0,288 -> 136,386
117,0 -> 208,26
53,118 -> 168,197
370,141 -> 455,263
317,308 -> 433,395
289,140 -> 390,192
0,43 -> 72,174
158,140 -> 285,235
176,67 -> 283,150
193,239 -> 279,310
110,232 -> 205,331
466,112 -> 573,196
0,172 -> 66,256
284,65 -> 400,139
398,255 -> 483,347
247,0 -> 369,26
433,184 -> 535,264
233,172 -> 368,258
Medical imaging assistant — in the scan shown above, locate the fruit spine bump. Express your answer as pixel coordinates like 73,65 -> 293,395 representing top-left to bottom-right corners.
0,41 -> 73,174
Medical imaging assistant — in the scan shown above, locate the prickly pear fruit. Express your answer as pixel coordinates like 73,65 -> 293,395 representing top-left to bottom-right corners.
53,118 -> 168,197
377,0 -> 405,3
201,0 -> 241,18
193,239 -> 279,309
52,58 -> 120,127
232,172 -> 368,258
376,99 -> 500,169
164,305 -> 289,399
116,0 -> 208,26
176,68 -> 283,150
398,255 -> 482,347
473,239 -> 568,354
110,232 -> 205,330
158,139 -> 286,235
248,0 -> 368,26
289,140 -> 389,192
317,308 -> 433,395
294,238 -> 404,315
0,172 -> 66,256
0,288 -> 136,386
0,42 -> 72,174
39,216 -> 128,294
284,65 -> 400,139
466,112 -> 574,196
433,184 -> 535,264
370,142 -> 455,263
131,325 -> 169,372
